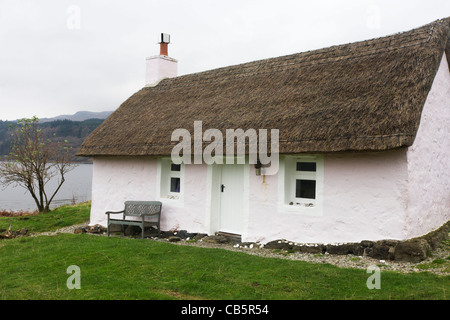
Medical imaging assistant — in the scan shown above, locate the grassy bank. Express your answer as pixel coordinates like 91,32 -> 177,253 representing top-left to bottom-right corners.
0,202 -> 448,300
0,202 -> 90,234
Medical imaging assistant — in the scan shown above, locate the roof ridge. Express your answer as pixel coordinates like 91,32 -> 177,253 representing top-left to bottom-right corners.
148,19 -> 444,91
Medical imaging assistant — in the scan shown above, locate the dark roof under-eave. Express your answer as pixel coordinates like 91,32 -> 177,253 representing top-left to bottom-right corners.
77,17 -> 450,157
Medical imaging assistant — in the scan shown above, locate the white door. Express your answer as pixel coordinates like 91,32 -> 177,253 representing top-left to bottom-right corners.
219,164 -> 245,234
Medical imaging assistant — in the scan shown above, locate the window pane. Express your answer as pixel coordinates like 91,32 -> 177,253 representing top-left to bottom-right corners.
296,162 -> 316,172
170,177 -> 180,193
171,163 -> 181,172
296,179 -> 316,199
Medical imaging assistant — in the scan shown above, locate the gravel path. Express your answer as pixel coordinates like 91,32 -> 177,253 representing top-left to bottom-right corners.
33,223 -> 449,276
175,237 -> 450,276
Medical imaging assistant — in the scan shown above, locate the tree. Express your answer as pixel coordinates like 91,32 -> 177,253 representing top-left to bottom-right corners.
0,117 -> 76,212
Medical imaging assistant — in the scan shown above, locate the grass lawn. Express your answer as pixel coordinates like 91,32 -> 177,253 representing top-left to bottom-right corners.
0,202 -> 449,300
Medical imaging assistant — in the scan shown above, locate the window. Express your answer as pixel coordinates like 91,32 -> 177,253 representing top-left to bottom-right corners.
296,179 -> 316,199
159,158 -> 184,200
291,160 -> 317,206
170,163 -> 181,193
281,155 -> 323,212
296,162 -> 316,172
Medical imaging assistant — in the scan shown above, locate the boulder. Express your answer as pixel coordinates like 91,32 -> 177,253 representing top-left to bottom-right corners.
85,224 -> 107,234
201,235 -> 229,244
370,240 -> 399,260
159,230 -> 176,239
74,224 -> 107,234
394,239 -> 431,263
144,227 -> 160,237
174,230 -> 197,239
124,225 -> 141,236
73,227 -> 84,234
294,244 -> 324,254
325,243 -> 357,255
420,221 -> 450,250
168,236 -> 181,242
264,240 -> 293,251
194,233 -> 208,240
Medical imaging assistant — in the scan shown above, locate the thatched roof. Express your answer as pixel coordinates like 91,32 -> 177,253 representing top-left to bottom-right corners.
78,18 -> 450,157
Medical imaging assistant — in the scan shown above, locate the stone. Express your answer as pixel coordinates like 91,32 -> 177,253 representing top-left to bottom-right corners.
394,239 -> 431,263
85,224 -> 107,234
124,226 -> 141,236
420,221 -> 450,250
159,230 -> 176,239
364,239 -> 399,260
194,233 -> 208,240
388,247 -> 395,260
144,227 -> 160,237
360,240 -> 375,247
325,243 -> 356,255
74,227 -> 84,234
201,235 -> 229,244
365,240 -> 398,260
370,243 -> 389,260
354,240 -> 375,256
168,236 -> 181,242
239,242 -> 257,249
264,239 -> 292,251
175,230 -> 197,239
293,244 -> 324,254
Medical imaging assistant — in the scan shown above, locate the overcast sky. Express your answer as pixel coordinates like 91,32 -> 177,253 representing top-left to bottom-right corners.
1,0 -> 449,121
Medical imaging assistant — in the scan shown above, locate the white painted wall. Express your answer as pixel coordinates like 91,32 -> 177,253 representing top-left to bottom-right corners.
177,162 -> 209,232
90,156 -> 209,233
245,150 -> 408,244
321,150 -> 408,243
90,156 -> 158,226
405,53 -> 450,238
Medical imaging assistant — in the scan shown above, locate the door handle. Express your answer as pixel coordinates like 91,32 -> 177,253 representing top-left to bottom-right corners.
221,184 -> 225,192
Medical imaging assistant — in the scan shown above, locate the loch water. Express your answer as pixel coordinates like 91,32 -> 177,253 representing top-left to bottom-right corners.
0,164 -> 93,212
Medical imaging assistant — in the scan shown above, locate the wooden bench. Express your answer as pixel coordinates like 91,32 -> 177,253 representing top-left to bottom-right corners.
106,201 -> 162,239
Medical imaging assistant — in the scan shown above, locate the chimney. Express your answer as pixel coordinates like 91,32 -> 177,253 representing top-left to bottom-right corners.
159,33 -> 169,56
145,33 -> 178,86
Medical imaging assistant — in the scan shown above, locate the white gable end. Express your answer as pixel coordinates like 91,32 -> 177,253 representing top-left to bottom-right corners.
406,52 -> 450,238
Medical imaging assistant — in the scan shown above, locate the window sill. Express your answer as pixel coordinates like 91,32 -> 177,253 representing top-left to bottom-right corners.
278,203 -> 322,216
159,196 -> 184,208
288,202 -> 315,207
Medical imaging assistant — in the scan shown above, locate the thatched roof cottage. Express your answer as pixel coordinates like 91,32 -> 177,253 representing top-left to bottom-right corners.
78,19 -> 450,244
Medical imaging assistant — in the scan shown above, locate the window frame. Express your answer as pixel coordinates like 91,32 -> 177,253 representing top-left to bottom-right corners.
291,159 -> 317,206
158,157 -> 185,202
278,154 -> 324,216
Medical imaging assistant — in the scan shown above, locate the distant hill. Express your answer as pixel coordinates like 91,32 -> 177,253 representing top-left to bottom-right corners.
0,116 -> 110,162
39,111 -> 113,122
